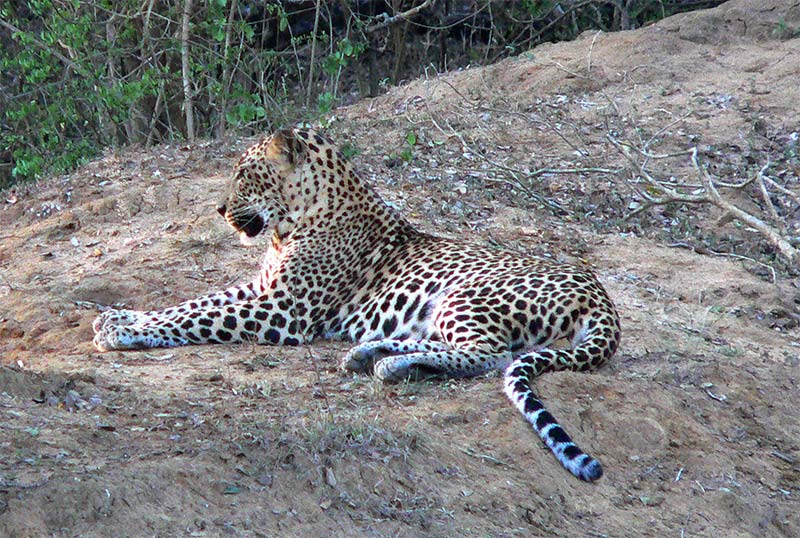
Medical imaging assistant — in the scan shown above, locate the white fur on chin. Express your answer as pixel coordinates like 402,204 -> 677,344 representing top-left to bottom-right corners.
238,232 -> 261,247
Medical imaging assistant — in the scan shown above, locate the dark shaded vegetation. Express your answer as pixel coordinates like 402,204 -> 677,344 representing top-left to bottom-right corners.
0,0 -> 724,187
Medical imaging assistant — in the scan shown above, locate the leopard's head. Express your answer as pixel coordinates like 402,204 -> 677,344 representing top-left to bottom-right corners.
217,128 -> 307,246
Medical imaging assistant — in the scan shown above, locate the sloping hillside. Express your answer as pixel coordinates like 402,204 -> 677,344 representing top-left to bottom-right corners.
1,1 -> 798,536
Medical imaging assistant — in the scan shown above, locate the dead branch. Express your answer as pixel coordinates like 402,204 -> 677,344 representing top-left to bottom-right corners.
609,133 -> 799,265
690,149 -> 798,264
427,114 -> 584,214
365,0 -> 436,33
667,242 -> 777,284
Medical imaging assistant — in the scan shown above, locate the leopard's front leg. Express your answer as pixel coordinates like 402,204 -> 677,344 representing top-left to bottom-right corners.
92,280 -> 263,339
93,295 -> 306,351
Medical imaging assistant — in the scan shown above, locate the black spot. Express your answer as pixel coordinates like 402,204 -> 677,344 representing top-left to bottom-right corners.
424,281 -> 441,295
285,337 -> 300,346
271,313 -> 287,328
180,320 -> 194,330
563,445 -> 583,460
199,318 -> 213,327
523,395 -> 543,414
404,295 -> 421,324
199,328 -> 212,338
382,316 -> 398,336
511,366 -> 531,377
255,310 -> 268,320
265,328 -> 281,344
223,315 -> 237,330
216,329 -> 232,341
548,426 -> 570,444
535,410 -> 555,431
244,320 -> 259,332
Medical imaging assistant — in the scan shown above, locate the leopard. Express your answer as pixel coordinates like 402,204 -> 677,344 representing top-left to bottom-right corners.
93,127 -> 621,481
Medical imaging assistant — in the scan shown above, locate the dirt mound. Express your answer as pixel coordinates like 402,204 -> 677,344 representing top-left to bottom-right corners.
1,1 -> 799,536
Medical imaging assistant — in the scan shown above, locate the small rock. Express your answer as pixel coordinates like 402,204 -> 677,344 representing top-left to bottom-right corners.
325,467 -> 337,487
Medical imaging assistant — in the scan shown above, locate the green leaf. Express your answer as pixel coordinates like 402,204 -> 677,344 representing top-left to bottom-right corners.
342,40 -> 353,56
317,92 -> 334,114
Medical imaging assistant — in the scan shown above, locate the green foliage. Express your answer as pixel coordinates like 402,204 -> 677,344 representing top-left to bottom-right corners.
521,0 -> 556,18
317,92 -> 335,114
0,0 -> 297,187
1,2 -> 110,182
322,38 -> 365,76
773,17 -> 800,39
225,100 -> 267,127
340,142 -> 360,159
0,0 -> 726,188
400,131 -> 418,163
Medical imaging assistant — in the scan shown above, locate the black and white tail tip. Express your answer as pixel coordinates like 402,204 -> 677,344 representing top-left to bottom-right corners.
504,375 -> 603,482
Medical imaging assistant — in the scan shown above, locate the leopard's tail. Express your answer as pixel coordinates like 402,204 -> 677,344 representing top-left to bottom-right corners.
503,314 -> 619,482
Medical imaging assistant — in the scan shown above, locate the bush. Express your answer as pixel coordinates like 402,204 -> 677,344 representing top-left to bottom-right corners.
0,0 -> 725,188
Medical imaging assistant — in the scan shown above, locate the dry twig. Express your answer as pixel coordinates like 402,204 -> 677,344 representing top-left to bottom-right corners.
365,0 -> 436,33
609,134 -> 799,265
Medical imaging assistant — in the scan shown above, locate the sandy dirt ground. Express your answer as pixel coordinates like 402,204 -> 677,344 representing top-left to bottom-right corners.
1,1 -> 799,536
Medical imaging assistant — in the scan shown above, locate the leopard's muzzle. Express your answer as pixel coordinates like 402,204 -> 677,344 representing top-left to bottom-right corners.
217,203 -> 265,237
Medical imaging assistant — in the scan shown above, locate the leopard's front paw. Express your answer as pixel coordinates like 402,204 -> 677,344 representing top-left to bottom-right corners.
92,323 -> 150,352
92,309 -> 146,333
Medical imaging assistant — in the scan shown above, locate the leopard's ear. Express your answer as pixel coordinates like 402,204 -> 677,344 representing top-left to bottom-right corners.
269,128 -> 306,167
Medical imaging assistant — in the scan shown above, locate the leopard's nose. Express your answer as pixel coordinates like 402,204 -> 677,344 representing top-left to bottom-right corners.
216,202 -> 227,217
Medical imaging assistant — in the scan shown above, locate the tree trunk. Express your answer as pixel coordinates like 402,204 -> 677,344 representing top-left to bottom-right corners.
181,0 -> 195,142
305,0 -> 323,108
104,13 -> 122,146
216,0 -> 239,139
